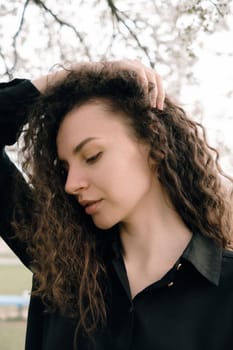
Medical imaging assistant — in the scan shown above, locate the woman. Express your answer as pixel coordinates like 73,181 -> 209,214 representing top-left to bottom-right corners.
1,62 -> 233,350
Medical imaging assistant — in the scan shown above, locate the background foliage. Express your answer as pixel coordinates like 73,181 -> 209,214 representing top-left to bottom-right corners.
0,0 -> 231,91
0,0 -> 232,171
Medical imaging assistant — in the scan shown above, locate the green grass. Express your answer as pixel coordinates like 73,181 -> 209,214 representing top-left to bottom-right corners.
0,265 -> 32,294
0,320 -> 27,350
0,265 -> 32,349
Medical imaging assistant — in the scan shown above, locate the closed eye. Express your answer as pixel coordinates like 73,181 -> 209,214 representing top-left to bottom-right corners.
86,152 -> 102,164
58,160 -> 68,177
59,164 -> 68,179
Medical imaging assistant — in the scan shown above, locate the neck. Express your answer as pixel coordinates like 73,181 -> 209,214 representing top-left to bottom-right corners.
119,185 -> 192,265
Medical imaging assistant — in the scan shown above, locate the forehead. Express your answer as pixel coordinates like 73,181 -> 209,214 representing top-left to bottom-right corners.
59,100 -> 129,135
56,100 -> 133,155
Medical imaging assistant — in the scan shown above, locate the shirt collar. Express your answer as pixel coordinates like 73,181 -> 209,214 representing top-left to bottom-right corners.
182,232 -> 222,286
110,229 -> 223,286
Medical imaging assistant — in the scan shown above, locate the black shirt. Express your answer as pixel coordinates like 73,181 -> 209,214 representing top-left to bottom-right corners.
0,79 -> 233,350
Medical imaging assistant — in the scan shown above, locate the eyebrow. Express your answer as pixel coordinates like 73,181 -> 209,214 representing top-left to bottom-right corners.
72,137 -> 100,156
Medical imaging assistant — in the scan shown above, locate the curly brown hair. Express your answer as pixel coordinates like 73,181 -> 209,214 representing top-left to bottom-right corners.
13,68 -> 232,345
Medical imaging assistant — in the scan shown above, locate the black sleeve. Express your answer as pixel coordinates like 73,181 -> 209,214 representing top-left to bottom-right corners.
0,79 -> 40,268
0,79 -> 40,146
0,149 -> 33,267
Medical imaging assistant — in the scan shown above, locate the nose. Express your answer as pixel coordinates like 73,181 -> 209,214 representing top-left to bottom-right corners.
64,168 -> 89,195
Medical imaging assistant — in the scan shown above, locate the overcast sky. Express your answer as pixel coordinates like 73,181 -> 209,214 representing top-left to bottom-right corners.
2,1 -> 233,175
179,24 -> 233,175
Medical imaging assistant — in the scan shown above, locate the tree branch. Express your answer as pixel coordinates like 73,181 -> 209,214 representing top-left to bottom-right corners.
0,50 -> 12,80
105,0 -> 154,67
32,0 -> 92,59
208,0 -> 225,17
10,0 -> 30,73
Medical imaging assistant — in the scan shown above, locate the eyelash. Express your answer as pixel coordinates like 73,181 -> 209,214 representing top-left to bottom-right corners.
59,152 -> 102,176
60,166 -> 67,180
86,152 -> 102,164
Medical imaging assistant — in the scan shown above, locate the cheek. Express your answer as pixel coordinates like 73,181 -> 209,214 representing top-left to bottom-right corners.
92,146 -> 152,200
106,159 -> 152,202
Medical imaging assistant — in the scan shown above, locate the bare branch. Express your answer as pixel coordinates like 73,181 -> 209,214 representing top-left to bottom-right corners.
32,0 -> 92,59
102,31 -> 117,59
0,50 -> 13,80
208,0 -> 225,17
13,0 -> 30,43
105,0 -> 154,67
10,0 -> 31,73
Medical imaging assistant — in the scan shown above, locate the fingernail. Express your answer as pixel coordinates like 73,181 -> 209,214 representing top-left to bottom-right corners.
158,102 -> 164,110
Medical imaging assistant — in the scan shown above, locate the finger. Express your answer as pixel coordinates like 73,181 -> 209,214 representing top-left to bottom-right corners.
155,73 -> 165,110
145,69 -> 157,108
133,67 -> 149,96
106,60 -> 162,108
131,61 -> 164,110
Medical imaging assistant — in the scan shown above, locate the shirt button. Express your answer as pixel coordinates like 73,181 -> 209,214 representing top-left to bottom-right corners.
167,281 -> 174,287
129,305 -> 134,312
176,263 -> 182,271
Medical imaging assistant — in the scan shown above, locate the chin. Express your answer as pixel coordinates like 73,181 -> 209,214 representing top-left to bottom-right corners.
92,217 -> 118,230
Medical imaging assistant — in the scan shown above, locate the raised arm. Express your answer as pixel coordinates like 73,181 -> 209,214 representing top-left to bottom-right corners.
0,79 -> 39,146
32,60 -> 165,109
0,79 -> 39,267
0,60 -> 164,268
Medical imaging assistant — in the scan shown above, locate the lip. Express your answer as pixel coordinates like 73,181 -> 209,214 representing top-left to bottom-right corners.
79,199 -> 101,207
84,199 -> 103,215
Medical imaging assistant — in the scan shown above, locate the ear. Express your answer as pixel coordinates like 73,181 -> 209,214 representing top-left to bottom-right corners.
148,149 -> 166,174
147,154 -> 157,172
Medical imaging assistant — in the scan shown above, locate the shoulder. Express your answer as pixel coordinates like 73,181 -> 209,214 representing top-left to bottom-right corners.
223,248 -> 233,261
220,248 -> 233,287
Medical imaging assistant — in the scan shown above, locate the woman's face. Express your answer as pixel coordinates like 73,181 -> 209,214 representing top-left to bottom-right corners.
56,100 -> 157,229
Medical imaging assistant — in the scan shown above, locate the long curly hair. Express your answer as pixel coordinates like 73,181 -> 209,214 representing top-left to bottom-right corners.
13,67 -> 232,344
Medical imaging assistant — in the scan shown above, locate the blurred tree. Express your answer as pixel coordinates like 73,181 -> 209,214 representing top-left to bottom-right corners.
0,0 -> 232,174
0,0 -> 231,96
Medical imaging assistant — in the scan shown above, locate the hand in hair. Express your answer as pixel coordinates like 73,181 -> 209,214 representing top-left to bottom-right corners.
31,59 -> 165,110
